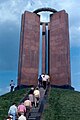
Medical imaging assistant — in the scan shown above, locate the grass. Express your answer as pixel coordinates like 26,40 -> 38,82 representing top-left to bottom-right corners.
42,88 -> 80,120
0,88 -> 29,120
1,87 -> 80,120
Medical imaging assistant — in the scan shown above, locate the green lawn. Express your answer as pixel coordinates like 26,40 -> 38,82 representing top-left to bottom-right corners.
42,88 -> 80,120
1,87 -> 80,120
0,88 -> 29,119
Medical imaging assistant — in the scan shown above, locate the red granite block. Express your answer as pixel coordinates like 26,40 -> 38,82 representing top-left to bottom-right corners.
49,10 -> 71,86
18,11 -> 40,86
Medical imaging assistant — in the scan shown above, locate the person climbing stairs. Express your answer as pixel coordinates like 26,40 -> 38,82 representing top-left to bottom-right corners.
27,86 -> 49,120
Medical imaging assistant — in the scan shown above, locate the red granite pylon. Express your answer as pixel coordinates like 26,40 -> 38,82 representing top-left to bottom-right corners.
49,10 -> 71,86
18,11 -> 40,86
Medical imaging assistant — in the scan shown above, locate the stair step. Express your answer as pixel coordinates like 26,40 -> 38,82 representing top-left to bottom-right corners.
28,117 -> 36,120
28,116 -> 40,120
31,107 -> 39,112
29,112 -> 40,117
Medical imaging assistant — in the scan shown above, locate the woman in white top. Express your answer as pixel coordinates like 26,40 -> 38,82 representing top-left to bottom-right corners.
18,113 -> 26,120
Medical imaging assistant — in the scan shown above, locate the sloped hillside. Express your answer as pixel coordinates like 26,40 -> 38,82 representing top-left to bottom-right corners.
0,88 -> 29,119
42,88 -> 80,120
1,87 -> 80,120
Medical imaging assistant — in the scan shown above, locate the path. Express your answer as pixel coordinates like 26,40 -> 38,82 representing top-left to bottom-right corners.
27,87 -> 49,120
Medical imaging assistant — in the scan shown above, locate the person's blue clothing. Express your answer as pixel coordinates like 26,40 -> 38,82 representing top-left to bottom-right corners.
8,104 -> 17,120
38,75 -> 42,81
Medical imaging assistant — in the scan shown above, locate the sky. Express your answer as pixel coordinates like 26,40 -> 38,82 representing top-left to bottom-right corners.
0,0 -> 80,95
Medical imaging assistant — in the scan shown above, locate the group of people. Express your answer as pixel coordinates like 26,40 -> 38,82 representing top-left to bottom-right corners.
7,87 -> 40,120
9,74 -> 50,92
38,74 -> 50,89
7,74 -> 50,120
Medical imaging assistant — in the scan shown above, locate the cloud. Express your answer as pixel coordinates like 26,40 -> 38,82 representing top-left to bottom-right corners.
0,84 -> 17,96
0,0 -> 80,72
70,26 -> 80,47
0,1 -> 18,23
74,72 -> 80,76
0,0 -> 80,94
0,0 -> 7,4
0,86 -> 10,96
6,86 -> 10,92
32,0 -> 80,47
0,0 -> 32,24
0,88 -> 2,92
78,27 -> 80,30
0,21 -> 20,71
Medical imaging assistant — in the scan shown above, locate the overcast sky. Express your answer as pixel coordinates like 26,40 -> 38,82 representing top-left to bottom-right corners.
0,0 -> 80,95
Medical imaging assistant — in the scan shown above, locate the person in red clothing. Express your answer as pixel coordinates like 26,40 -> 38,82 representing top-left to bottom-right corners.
18,103 -> 26,116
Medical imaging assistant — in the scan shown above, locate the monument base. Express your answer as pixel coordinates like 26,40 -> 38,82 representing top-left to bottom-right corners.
51,85 -> 74,90
15,84 -> 35,90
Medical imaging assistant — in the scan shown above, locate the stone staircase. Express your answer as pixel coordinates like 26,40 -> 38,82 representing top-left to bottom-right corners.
27,87 -> 49,120
18,86 -> 49,120
28,107 -> 41,120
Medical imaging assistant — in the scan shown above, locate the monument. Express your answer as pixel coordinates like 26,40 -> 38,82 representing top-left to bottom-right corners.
17,8 -> 72,89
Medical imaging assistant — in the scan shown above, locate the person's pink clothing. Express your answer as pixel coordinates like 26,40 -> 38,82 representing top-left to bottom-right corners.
18,104 -> 26,113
